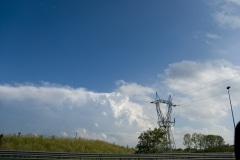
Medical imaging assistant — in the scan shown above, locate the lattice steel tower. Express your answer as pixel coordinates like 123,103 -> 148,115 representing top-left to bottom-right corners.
151,92 -> 177,150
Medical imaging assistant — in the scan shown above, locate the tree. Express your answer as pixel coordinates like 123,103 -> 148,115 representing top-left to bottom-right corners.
204,134 -> 225,150
197,133 -> 205,150
183,134 -> 192,149
215,135 -> 225,147
135,128 -> 167,153
191,133 -> 198,149
183,133 -> 226,152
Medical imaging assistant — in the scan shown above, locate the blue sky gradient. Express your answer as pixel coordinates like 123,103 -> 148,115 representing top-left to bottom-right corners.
1,0 -> 214,90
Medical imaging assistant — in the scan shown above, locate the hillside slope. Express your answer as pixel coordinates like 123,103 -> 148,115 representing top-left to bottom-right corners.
0,134 -> 135,153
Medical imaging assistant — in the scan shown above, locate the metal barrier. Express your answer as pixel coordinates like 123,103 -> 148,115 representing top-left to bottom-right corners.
0,150 -> 235,159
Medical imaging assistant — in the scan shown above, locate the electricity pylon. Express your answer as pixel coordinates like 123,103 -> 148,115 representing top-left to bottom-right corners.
151,92 -> 177,150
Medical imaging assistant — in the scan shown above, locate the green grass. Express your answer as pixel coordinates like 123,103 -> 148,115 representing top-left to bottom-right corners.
0,134 -> 135,153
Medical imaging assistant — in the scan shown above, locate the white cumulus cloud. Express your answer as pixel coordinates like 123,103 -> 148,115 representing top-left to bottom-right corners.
1,60 -> 240,148
0,81 -> 155,147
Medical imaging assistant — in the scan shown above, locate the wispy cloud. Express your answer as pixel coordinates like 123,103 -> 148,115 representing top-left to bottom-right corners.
212,0 -> 240,29
199,1 -> 240,61
206,33 -> 221,39
214,12 -> 240,29
228,0 -> 240,5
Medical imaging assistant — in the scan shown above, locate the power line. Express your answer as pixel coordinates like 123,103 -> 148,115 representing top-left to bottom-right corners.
177,85 -> 240,106
153,72 -> 240,108
176,73 -> 240,96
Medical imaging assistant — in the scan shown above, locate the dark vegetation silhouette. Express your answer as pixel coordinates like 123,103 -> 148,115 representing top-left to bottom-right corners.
235,121 -> 240,160
183,133 -> 233,152
135,127 -> 234,154
135,128 -> 167,153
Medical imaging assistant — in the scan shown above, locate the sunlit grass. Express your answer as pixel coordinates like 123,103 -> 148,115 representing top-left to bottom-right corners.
0,134 -> 135,153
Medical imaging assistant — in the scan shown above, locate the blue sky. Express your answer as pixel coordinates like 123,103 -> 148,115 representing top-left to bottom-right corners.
1,0 -> 214,90
1,0 -> 240,148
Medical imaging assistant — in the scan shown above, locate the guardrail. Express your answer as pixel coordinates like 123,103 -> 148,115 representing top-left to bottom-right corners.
0,150 -> 235,159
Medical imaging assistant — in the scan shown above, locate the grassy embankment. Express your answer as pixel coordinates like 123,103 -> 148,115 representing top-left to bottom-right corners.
0,134 -> 135,153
